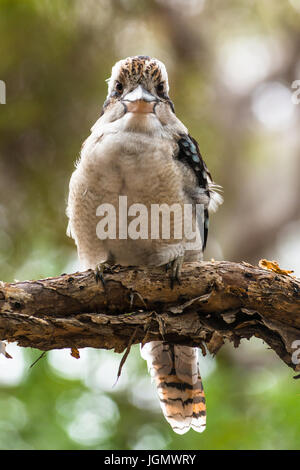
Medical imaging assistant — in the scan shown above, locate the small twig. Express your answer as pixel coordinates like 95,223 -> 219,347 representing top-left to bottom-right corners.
114,326 -> 139,386
129,290 -> 147,310
155,312 -> 166,341
141,317 -> 153,348
30,351 -> 46,368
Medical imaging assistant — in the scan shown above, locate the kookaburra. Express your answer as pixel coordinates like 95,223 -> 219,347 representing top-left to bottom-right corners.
67,56 -> 222,434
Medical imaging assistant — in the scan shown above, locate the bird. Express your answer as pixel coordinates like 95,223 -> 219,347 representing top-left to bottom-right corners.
66,55 -> 222,434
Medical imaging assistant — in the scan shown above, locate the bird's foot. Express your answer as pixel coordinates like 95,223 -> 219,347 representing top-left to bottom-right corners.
165,255 -> 184,289
94,262 -> 113,289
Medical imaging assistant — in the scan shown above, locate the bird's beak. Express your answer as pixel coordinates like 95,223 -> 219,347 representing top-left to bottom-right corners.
122,85 -> 157,114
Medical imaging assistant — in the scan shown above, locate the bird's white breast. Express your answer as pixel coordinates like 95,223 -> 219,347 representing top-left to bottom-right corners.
67,112 -> 200,268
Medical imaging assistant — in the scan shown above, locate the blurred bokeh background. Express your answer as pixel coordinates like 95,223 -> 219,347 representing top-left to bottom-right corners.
0,0 -> 300,450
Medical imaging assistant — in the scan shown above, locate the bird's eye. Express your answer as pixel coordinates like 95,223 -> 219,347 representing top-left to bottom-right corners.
115,81 -> 123,93
156,82 -> 164,95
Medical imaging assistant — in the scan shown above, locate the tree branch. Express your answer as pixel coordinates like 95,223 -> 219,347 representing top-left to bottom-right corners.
0,261 -> 300,372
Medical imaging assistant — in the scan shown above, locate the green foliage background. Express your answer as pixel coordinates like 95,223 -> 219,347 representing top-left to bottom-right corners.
0,0 -> 299,450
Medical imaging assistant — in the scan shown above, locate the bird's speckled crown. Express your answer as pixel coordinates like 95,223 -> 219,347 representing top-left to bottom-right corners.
107,55 -> 169,96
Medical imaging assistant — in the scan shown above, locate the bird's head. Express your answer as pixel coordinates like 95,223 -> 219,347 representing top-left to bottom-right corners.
104,56 -> 175,116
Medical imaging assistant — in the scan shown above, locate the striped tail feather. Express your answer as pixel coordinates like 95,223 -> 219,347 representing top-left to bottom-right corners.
141,341 -> 206,434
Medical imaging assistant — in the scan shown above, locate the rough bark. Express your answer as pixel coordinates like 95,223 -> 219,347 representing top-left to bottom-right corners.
0,261 -> 300,372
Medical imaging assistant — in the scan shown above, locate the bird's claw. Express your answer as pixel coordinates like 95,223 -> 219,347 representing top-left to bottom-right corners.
165,255 -> 184,289
94,262 -> 112,289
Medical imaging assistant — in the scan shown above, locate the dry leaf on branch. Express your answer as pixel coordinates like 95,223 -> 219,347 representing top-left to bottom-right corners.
259,259 -> 294,276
